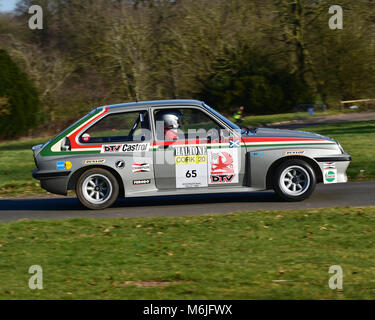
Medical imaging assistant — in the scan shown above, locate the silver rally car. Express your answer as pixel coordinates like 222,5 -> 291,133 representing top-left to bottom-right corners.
32,100 -> 351,209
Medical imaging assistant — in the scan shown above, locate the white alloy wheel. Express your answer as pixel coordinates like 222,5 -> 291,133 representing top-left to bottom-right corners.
82,174 -> 113,205
279,165 -> 311,196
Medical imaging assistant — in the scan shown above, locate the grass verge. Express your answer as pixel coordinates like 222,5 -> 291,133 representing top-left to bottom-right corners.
236,111 -> 335,127
0,138 -> 48,197
0,207 -> 374,299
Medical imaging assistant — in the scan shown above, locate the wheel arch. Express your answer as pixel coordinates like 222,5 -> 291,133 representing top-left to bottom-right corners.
266,156 -> 323,189
67,165 -> 125,197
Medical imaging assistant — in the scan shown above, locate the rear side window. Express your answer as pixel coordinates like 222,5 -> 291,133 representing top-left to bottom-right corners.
79,110 -> 151,143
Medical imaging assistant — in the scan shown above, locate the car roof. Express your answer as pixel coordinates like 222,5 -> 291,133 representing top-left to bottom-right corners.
104,99 -> 204,110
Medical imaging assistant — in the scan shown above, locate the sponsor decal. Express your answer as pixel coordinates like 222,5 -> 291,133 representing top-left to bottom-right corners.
65,161 -> 72,170
175,146 -> 208,188
132,163 -> 150,173
324,169 -> 337,184
229,139 -> 241,148
57,161 -> 72,170
211,175 -> 235,183
208,148 -> 239,184
115,160 -> 125,169
83,159 -> 105,165
175,155 -> 208,165
284,150 -> 305,156
57,162 -> 65,170
82,133 -> 91,142
324,162 -> 336,169
133,179 -> 151,185
174,146 -> 207,156
101,143 -> 150,153
250,152 -> 264,158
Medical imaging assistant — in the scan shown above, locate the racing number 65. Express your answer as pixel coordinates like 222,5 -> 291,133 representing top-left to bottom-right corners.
186,170 -> 197,178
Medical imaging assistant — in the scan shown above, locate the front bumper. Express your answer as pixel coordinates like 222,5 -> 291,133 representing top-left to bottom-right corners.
314,153 -> 351,184
314,153 -> 352,163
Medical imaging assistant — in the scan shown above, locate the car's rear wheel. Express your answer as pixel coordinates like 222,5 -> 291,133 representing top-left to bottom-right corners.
76,168 -> 119,210
273,159 -> 316,201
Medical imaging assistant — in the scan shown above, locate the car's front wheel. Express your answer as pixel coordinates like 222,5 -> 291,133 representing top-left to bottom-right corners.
273,159 -> 316,201
76,168 -> 119,210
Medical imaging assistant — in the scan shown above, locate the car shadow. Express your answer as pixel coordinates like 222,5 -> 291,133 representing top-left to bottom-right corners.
0,197 -> 82,211
0,191 -> 279,211
114,192 -> 279,208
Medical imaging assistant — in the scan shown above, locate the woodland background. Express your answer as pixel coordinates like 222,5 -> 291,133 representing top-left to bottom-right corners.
0,0 -> 375,137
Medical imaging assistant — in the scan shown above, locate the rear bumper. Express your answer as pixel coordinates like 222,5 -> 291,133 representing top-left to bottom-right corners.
32,170 -> 71,180
32,169 -> 70,195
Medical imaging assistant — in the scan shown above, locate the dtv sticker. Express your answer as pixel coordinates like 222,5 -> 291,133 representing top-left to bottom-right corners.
208,148 -> 239,184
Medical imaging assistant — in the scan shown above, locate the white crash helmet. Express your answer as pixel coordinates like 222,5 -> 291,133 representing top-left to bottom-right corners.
156,110 -> 184,129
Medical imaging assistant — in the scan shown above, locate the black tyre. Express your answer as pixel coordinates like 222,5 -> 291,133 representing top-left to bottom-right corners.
273,159 -> 316,201
76,168 -> 119,210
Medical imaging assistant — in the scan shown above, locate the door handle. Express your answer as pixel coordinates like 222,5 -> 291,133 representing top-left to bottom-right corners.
158,145 -> 169,150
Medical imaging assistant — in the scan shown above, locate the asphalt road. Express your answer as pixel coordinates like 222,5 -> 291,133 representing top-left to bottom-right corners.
0,181 -> 374,222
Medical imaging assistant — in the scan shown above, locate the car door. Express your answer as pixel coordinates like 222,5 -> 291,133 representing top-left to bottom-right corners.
78,109 -> 156,194
152,106 -> 246,190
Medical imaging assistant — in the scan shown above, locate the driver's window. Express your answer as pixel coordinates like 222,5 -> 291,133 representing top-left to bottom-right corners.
80,110 -> 150,143
154,108 -> 224,141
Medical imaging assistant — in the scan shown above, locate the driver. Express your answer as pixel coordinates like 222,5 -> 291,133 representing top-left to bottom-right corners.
155,110 -> 184,140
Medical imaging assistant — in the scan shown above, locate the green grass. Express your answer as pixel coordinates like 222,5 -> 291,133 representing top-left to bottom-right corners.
236,108 -> 366,127
235,111 -> 338,127
0,138 -> 49,197
0,120 -> 374,197
0,207 -> 374,299
300,121 -> 375,181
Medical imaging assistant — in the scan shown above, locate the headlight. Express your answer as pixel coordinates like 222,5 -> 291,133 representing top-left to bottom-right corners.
336,141 -> 345,154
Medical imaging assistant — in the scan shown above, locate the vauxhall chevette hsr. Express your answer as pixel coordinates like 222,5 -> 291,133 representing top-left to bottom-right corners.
32,100 -> 351,209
